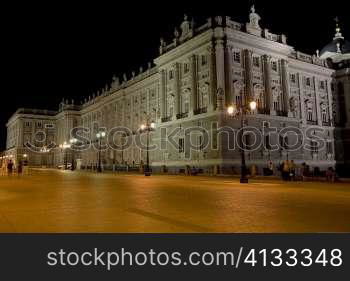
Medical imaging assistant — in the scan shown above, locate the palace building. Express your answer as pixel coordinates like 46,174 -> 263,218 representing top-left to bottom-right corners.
4,8 -> 350,175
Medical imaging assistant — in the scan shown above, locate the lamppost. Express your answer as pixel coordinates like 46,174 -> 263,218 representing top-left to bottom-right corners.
40,146 -> 50,167
69,138 -> 78,171
96,131 -> 106,173
139,120 -> 156,176
23,154 -> 28,163
59,141 -> 71,169
227,99 -> 257,184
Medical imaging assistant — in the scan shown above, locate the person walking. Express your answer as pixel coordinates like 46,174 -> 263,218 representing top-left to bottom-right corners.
7,160 -> 13,176
17,161 -> 23,176
282,160 -> 289,181
326,167 -> 335,182
268,161 -> 274,175
289,160 -> 296,181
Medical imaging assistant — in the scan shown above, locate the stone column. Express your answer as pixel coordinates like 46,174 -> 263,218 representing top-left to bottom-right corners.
326,79 -> 334,125
225,45 -> 233,105
281,59 -> 292,117
190,55 -> 198,113
159,69 -> 167,119
122,97 -> 126,126
18,122 -> 24,147
344,79 -> 350,128
215,37 -> 225,107
298,73 -> 306,125
313,77 -> 322,126
173,63 -> 181,116
208,45 -> 217,111
243,49 -> 253,104
263,55 -> 272,114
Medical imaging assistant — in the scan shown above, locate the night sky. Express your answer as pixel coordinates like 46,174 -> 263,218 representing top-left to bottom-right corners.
1,1 -> 349,149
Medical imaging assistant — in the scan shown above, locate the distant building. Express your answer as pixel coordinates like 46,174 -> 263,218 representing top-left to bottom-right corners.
4,9 -> 350,175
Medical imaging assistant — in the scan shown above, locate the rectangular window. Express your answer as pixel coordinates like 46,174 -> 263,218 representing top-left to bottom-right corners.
45,124 -> 54,129
25,122 -> 31,127
179,138 -> 184,153
264,135 -> 271,150
253,56 -> 260,68
212,122 -> 218,150
290,74 -> 296,83
169,70 -> 174,80
322,111 -> 328,122
306,77 -> 311,86
307,111 -> 313,121
198,135 -> 204,151
184,63 -> 189,74
319,81 -> 325,90
233,51 -> 241,63
184,102 -> 189,113
37,122 -> 42,128
271,61 -> 277,71
326,141 -> 332,154
279,135 -> 288,149
310,140 -> 318,154
201,55 -> 207,66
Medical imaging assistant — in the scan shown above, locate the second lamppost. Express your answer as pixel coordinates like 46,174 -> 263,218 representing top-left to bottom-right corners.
69,138 -> 77,171
96,131 -> 106,173
59,141 -> 71,170
140,120 -> 155,176
227,99 -> 257,184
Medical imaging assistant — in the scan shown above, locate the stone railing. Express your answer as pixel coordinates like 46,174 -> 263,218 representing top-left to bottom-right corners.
161,116 -> 172,123
289,51 -> 328,67
16,108 -> 58,116
226,18 -> 242,31
193,107 -> 208,115
176,112 -> 189,119
82,67 -> 158,109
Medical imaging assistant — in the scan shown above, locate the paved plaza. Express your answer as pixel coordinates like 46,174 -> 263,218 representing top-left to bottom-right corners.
0,169 -> 349,233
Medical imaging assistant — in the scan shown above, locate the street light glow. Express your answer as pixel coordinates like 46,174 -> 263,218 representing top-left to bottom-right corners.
96,132 -> 106,139
140,124 -> 146,130
249,101 -> 257,111
150,122 -> 156,129
227,105 -> 236,115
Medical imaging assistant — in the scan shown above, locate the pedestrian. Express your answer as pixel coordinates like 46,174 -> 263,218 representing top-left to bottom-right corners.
17,161 -> 23,176
251,164 -> 257,177
7,160 -> 13,176
282,160 -> 290,181
326,167 -> 335,182
289,160 -> 296,181
268,161 -> 274,175
23,159 -> 29,175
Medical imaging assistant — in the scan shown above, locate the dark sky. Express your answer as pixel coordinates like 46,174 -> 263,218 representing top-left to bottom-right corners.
1,0 -> 349,149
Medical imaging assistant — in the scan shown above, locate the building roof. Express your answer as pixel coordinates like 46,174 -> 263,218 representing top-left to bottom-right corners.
320,17 -> 349,59
320,38 -> 350,56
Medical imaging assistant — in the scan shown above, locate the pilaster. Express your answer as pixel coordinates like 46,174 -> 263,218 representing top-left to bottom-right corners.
281,59 -> 292,117
313,77 -> 322,126
190,55 -> 198,114
298,73 -> 306,125
263,55 -> 272,114
159,69 -> 167,118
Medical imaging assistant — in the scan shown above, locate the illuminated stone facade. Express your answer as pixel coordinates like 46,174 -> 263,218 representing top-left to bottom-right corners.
5,9 -> 350,174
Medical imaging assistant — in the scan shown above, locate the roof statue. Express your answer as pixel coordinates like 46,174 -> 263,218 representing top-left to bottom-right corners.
180,14 -> 193,40
246,5 -> 262,37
